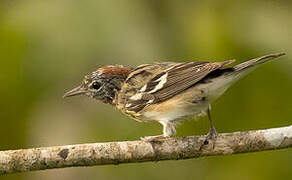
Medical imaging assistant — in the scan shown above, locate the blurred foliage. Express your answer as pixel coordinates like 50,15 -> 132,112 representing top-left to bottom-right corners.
0,0 -> 292,179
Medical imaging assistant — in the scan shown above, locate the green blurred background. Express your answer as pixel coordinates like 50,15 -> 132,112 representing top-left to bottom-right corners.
0,0 -> 292,179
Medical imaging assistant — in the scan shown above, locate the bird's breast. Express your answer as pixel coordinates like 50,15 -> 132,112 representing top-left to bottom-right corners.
137,88 -> 209,122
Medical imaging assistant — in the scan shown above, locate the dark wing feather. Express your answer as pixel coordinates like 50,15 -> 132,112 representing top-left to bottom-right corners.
149,62 -> 222,103
118,60 -> 234,114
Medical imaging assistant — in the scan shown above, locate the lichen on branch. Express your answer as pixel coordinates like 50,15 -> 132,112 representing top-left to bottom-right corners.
1,125 -> 292,175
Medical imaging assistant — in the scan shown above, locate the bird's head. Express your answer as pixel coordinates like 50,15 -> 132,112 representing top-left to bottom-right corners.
63,65 -> 131,104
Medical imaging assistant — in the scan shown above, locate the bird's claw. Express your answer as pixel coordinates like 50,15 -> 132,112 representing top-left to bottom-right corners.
200,126 -> 218,150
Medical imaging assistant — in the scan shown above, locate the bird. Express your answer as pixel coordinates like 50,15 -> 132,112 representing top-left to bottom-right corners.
63,52 -> 285,144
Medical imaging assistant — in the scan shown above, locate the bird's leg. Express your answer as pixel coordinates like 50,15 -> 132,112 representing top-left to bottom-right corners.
141,121 -> 176,142
207,104 -> 217,139
201,104 -> 218,149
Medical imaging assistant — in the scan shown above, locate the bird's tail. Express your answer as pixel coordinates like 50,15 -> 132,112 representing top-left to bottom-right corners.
232,52 -> 286,72
220,52 -> 286,81
201,52 -> 285,102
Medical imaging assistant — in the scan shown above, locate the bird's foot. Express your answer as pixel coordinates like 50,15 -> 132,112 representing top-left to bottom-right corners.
200,126 -> 218,150
140,135 -> 168,142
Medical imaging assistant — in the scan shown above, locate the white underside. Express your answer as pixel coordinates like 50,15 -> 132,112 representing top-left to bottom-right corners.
142,73 -> 241,124
143,102 -> 207,123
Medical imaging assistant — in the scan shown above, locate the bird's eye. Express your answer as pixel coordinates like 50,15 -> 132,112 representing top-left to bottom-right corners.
92,82 -> 101,90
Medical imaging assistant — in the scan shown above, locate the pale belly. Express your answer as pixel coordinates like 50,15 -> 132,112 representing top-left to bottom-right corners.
138,74 -> 236,123
140,88 -> 209,123
142,102 -> 208,123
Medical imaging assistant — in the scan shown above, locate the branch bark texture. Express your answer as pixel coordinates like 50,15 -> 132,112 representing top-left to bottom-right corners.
1,125 -> 292,175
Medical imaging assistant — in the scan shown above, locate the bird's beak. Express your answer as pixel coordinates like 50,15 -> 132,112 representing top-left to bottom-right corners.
63,86 -> 86,98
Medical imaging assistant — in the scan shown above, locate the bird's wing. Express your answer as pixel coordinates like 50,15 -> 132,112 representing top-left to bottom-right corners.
118,60 -> 234,114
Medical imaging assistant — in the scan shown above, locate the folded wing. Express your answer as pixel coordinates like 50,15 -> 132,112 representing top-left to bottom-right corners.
118,60 -> 234,114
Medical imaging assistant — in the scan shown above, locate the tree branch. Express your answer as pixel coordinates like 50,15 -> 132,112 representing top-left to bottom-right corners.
1,125 -> 292,175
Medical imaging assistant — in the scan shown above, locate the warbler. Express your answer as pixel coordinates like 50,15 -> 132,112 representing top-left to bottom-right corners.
63,53 -> 285,143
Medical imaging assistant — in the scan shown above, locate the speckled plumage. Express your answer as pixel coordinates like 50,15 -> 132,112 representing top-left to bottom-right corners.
64,53 -> 285,141
116,60 -> 234,120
